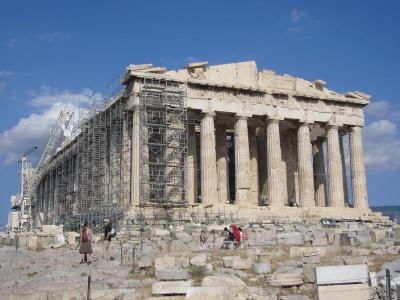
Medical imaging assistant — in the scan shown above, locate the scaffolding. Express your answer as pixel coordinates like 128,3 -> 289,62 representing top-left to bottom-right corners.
139,78 -> 188,207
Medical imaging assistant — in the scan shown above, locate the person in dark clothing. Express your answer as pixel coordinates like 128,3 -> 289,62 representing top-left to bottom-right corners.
102,219 -> 112,260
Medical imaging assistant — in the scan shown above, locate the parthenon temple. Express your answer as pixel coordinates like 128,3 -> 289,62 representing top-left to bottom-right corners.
31,61 -> 373,230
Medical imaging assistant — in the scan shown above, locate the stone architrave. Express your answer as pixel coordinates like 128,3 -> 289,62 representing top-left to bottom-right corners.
266,118 -> 284,207
313,137 -> 327,207
187,124 -> 198,204
339,132 -> 349,205
326,125 -> 345,207
349,126 -> 369,209
297,123 -> 315,207
249,127 -> 259,206
216,125 -> 229,204
234,116 -> 251,206
200,112 -> 218,205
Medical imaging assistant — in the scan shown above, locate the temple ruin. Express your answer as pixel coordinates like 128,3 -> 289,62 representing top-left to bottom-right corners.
25,61 -> 373,231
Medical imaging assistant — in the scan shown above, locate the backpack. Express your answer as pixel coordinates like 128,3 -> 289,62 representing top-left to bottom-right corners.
110,227 -> 117,238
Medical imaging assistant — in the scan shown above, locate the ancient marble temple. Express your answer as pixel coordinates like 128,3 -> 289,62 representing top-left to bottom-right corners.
124,61 -> 371,219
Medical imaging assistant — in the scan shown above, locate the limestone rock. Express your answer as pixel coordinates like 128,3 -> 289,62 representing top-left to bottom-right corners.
190,254 -> 207,267
267,273 -> 303,287
252,263 -> 271,274
155,269 -> 190,281
155,256 -> 176,271
303,264 -> 316,283
66,232 -> 76,245
137,255 -> 153,268
186,287 -> 230,300
152,280 -> 193,295
277,232 -> 303,245
202,275 -> 246,288
175,232 -> 193,243
372,230 -> 385,243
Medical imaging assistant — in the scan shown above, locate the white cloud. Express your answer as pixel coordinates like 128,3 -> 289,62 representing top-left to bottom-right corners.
0,70 -> 14,77
36,32 -> 70,42
363,120 -> 400,171
0,87 -> 101,165
0,81 -> 5,94
28,85 -> 102,108
290,9 -> 306,23
364,100 -> 391,118
5,38 -> 17,48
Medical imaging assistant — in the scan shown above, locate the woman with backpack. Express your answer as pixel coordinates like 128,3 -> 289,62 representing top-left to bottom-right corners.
79,222 -> 93,265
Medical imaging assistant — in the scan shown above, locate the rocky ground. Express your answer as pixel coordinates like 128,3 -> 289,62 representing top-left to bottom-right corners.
0,219 -> 400,299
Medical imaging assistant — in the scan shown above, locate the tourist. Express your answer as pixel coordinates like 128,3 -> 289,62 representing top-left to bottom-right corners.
232,224 -> 241,246
79,222 -> 93,265
199,229 -> 208,249
238,227 -> 248,247
102,219 -> 112,261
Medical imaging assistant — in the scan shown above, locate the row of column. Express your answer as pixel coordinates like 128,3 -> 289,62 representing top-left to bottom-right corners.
187,113 -> 369,210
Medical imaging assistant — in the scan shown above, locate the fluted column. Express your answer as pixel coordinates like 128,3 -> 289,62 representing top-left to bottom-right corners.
326,125 -> 345,207
349,126 -> 369,209
339,132 -> 349,205
130,105 -> 140,207
249,127 -> 259,206
235,116 -> 251,206
313,137 -> 327,206
297,123 -> 315,207
187,123 -> 198,204
216,125 -> 229,204
200,112 -> 218,205
266,118 -> 284,207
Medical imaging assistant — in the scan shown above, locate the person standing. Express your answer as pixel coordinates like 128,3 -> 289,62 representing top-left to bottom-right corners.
79,222 -> 93,264
102,219 -> 112,261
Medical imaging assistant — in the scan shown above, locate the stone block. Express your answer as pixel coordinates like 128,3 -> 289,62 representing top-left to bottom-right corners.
137,255 -> 153,268
372,230 -> 386,243
41,224 -> 63,235
302,255 -> 319,264
66,232 -> 76,245
267,273 -> 303,287
170,240 -> 186,252
186,287 -> 229,300
156,269 -> 190,281
152,280 -> 193,295
28,235 -> 38,250
202,275 -> 246,288
393,227 -> 400,239
248,228 -> 277,246
190,254 -> 207,267
176,256 -> 190,268
175,232 -> 193,243
290,246 -> 326,258
277,232 -> 303,245
312,237 -> 328,246
317,283 -> 369,300
303,264 -> 316,283
252,263 -> 271,274
316,264 -> 369,285
155,256 -> 176,271
154,229 -> 170,238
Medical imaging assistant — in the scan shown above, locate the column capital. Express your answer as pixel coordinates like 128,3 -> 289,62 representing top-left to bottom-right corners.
350,125 -> 363,132
265,114 -> 284,122
202,111 -> 216,118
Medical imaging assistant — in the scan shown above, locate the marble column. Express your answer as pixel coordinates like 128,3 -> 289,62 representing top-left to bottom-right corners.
200,112 -> 218,205
216,125 -> 229,204
249,127 -> 259,206
234,116 -> 251,206
130,105 -> 140,207
297,123 -> 315,207
266,118 -> 284,207
326,125 -> 345,207
339,132 -> 349,205
256,128 -> 268,202
187,123 -> 198,204
349,126 -> 369,209
313,137 -> 327,207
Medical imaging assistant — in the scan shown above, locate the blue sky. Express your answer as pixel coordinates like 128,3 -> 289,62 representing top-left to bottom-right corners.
0,1 -> 399,226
